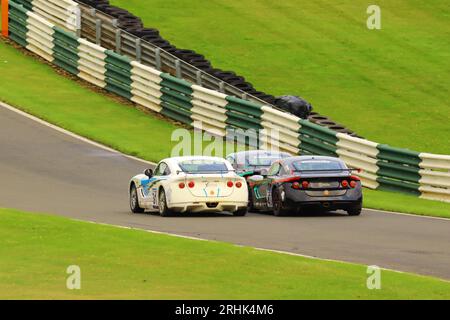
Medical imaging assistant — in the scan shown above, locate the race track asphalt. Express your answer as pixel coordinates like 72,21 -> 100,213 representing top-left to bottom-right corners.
1,104 -> 449,279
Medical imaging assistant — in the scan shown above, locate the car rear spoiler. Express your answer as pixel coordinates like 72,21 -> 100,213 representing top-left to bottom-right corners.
293,168 -> 362,173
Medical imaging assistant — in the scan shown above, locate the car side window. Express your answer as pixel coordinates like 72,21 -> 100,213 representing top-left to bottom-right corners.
155,163 -> 168,176
268,162 -> 281,176
226,156 -> 236,168
280,165 -> 290,176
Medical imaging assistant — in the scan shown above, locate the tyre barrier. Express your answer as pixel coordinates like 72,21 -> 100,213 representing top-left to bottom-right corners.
73,0 -> 356,136
5,0 -> 450,203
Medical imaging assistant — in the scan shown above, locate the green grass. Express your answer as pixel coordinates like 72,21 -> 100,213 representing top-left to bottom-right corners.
1,208 -> 449,300
364,189 -> 450,219
0,37 -> 449,218
109,0 -> 450,155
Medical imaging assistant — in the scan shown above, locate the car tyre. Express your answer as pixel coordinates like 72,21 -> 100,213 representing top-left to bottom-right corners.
233,207 -> 248,217
347,207 -> 362,216
272,187 -> 288,217
130,184 -> 144,213
159,189 -> 174,217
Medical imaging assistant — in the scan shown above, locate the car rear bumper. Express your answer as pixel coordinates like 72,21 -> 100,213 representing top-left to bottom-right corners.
169,201 -> 248,213
283,187 -> 362,210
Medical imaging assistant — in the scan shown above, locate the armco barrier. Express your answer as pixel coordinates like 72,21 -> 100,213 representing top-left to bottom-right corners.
25,0 -> 79,32
419,154 -> 450,202
298,120 -> 338,157
260,106 -> 300,155
105,49 -> 132,99
77,37 -> 106,87
5,0 -> 450,203
8,0 -> 28,46
26,10 -> 55,62
336,134 -> 380,189
130,61 -> 163,113
159,73 -> 193,126
191,85 -> 228,137
376,145 -> 421,195
53,26 -> 79,75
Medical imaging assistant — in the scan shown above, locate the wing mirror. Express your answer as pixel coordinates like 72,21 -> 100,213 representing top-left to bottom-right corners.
144,168 -> 154,178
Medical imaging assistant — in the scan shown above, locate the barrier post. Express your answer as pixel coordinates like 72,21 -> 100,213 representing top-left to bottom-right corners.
1,0 -> 8,37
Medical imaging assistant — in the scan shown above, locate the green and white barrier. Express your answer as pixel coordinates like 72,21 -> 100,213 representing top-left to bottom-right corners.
77,38 -> 106,88
225,97 -> 263,132
260,106 -> 300,154
160,73 -> 193,126
298,119 -> 338,157
26,0 -> 79,32
7,0 -> 450,203
191,85 -> 228,137
130,61 -> 163,113
336,134 -> 380,189
8,0 -> 29,47
53,26 -> 79,75
105,50 -> 132,99
26,10 -> 55,62
419,154 -> 450,202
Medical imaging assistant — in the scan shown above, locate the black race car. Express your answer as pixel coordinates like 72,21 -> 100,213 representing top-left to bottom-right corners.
226,150 -> 291,179
247,156 -> 363,216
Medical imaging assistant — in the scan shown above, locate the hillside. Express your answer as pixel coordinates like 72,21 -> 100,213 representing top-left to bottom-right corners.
109,0 -> 450,154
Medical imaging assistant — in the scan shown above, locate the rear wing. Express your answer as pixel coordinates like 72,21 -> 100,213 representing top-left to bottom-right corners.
293,168 -> 362,173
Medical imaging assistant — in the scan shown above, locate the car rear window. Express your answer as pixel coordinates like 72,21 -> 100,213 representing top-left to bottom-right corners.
291,160 -> 344,172
236,152 -> 291,167
179,160 -> 229,173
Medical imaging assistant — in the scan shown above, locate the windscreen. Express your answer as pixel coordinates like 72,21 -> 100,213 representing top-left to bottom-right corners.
179,159 -> 229,173
291,160 -> 344,172
236,152 -> 290,168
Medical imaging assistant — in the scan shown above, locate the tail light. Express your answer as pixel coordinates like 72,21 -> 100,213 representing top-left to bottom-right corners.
350,180 -> 357,188
235,181 -> 242,188
178,182 -> 186,189
341,180 -> 349,188
188,181 -> 195,188
292,182 -> 301,190
227,181 -> 234,188
302,181 -> 309,189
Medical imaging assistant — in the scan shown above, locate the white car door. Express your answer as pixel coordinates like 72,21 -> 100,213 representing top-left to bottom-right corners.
141,162 -> 170,210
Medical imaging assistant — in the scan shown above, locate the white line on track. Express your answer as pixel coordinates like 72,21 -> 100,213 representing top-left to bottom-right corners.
1,101 -> 448,222
2,101 -> 450,281
0,101 -> 157,167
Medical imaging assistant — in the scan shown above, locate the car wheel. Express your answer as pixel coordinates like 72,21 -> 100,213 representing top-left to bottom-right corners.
272,188 -> 288,217
130,184 -> 144,213
233,207 -> 248,217
347,207 -> 362,216
158,189 -> 173,217
248,189 -> 257,212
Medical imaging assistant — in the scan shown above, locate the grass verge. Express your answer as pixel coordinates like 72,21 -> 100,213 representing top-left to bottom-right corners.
0,38 -> 449,218
1,208 -> 449,299
110,0 -> 450,154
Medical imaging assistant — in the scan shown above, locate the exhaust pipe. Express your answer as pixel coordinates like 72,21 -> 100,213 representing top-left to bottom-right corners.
323,202 -> 330,208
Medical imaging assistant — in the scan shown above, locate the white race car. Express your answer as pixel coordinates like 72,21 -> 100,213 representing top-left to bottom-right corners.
129,156 -> 249,216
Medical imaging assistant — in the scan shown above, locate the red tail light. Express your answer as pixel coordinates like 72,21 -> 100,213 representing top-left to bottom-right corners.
292,182 -> 301,190
188,181 -> 195,188
302,181 -> 309,189
235,181 -> 242,188
227,181 -> 234,188
179,182 -> 186,189
350,180 -> 357,188
341,180 -> 349,188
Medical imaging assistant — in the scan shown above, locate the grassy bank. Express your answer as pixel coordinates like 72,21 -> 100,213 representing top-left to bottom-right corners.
1,208 -> 449,299
110,0 -> 450,154
0,38 -> 449,218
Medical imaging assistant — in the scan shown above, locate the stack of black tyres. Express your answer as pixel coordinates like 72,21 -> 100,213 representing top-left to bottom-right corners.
75,0 -> 356,136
